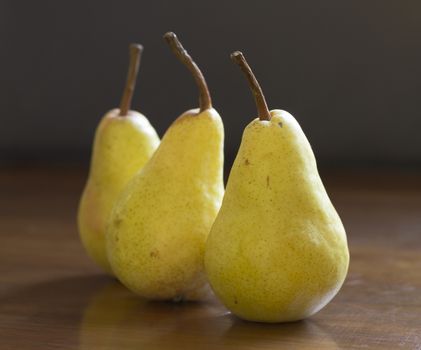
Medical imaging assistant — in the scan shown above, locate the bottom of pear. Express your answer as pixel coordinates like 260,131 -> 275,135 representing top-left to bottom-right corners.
218,290 -> 338,324
115,273 -> 214,303
230,312 -> 309,324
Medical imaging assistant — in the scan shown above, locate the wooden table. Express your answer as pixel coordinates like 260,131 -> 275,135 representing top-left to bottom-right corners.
1,166 -> 420,349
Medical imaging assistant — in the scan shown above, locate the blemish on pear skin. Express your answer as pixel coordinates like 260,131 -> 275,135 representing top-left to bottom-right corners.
278,122 -> 283,128
234,297 -> 238,304
150,250 -> 160,258
245,158 -> 250,165
173,295 -> 184,303
114,217 -> 123,227
266,176 -> 270,187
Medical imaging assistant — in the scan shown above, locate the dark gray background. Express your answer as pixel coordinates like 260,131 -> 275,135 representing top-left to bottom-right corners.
1,1 -> 421,167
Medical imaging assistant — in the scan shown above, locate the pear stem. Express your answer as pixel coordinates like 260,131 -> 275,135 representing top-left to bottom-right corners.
119,43 -> 143,116
164,32 -> 212,112
231,51 -> 271,121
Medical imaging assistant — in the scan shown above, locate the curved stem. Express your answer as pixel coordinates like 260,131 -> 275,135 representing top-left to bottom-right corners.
164,32 -> 212,112
119,43 -> 143,116
231,51 -> 271,121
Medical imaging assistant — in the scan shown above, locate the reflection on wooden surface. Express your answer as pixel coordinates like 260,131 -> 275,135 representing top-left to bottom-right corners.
0,167 -> 421,349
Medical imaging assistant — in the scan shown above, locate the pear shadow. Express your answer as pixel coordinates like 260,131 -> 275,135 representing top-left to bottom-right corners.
1,276 -> 339,349
78,281 -> 230,350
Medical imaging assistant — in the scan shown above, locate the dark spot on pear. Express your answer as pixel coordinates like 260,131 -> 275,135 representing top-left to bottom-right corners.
266,176 -> 270,187
150,250 -> 160,258
234,297 -> 238,304
173,295 -> 184,303
278,122 -> 283,127
245,158 -> 250,165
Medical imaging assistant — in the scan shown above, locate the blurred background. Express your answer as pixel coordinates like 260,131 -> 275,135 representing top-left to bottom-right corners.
1,3 -> 421,346
1,0 -> 421,169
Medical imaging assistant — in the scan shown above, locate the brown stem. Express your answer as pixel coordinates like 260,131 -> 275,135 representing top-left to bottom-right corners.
119,43 -> 143,116
231,51 -> 271,121
163,32 -> 212,112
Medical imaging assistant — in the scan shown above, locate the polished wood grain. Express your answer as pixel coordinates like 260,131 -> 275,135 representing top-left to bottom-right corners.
1,166 -> 421,349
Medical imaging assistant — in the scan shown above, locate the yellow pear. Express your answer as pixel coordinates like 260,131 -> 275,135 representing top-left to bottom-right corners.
205,52 -> 349,322
107,33 -> 224,301
78,44 -> 160,273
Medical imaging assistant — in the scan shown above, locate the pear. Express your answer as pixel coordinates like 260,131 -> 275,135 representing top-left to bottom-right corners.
205,52 -> 349,323
78,44 -> 160,273
106,32 -> 224,301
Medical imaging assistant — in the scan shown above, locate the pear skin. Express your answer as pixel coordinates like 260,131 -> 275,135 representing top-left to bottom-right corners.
107,33 -> 224,301
79,109 -> 159,273
107,107 -> 224,300
204,52 -> 349,323
78,44 -> 160,273
205,110 -> 349,322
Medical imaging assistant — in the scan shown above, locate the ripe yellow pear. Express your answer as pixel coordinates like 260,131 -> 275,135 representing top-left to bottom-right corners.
107,33 -> 224,301
205,52 -> 349,323
78,44 -> 160,273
